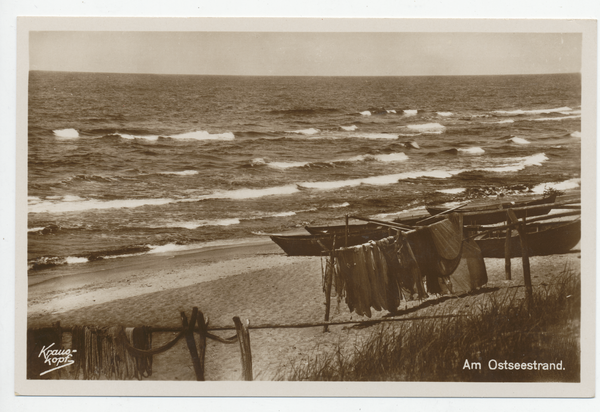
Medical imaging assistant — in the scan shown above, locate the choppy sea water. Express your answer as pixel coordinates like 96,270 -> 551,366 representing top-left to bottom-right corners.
28,71 -> 581,272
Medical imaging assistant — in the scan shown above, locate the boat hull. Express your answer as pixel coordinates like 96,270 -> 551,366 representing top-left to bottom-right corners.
270,229 -> 391,256
305,213 -> 436,236
474,219 -> 581,258
426,195 -> 556,226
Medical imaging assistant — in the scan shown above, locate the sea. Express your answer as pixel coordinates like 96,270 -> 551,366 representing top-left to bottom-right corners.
27,71 -> 582,274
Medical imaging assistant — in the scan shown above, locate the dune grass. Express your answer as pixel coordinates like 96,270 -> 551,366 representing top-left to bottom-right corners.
279,269 -> 580,382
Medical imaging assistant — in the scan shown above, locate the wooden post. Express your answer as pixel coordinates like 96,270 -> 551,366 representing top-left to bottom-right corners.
323,236 -> 336,332
196,309 -> 208,376
519,216 -> 533,308
345,214 -> 349,247
323,256 -> 334,333
181,307 -> 204,381
507,210 -> 533,310
233,317 -> 253,381
504,216 -> 512,280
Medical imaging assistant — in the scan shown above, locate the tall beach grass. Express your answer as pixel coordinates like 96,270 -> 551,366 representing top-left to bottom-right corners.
279,269 -> 580,382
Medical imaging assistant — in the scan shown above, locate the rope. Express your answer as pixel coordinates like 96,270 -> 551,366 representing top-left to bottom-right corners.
205,332 -> 238,344
119,329 -> 185,356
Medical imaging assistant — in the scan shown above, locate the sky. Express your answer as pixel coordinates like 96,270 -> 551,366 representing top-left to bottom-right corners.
29,31 -> 582,76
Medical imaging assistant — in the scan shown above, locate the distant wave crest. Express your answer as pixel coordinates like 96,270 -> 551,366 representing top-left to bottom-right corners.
286,128 -> 320,135
405,123 -> 446,134
494,106 -> 572,115
509,136 -> 531,145
53,129 -> 79,138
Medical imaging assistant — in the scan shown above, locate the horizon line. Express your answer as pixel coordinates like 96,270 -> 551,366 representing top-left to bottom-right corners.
29,69 -> 582,78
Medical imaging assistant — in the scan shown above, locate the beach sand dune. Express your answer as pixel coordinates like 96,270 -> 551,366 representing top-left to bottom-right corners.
27,239 -> 581,381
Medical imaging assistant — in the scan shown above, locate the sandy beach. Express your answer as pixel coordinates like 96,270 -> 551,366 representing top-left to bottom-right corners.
26,233 -> 582,381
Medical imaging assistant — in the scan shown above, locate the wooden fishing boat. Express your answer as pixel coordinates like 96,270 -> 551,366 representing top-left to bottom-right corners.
473,218 -> 581,258
305,222 -> 384,236
270,228 -> 391,256
426,194 -> 557,225
305,213 -> 437,235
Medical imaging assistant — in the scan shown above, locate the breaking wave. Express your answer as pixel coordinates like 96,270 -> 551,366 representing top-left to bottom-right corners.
405,123 -> 446,134
53,129 -> 80,138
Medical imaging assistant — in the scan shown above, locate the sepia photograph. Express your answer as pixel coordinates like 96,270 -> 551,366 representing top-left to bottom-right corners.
12,17 -> 596,398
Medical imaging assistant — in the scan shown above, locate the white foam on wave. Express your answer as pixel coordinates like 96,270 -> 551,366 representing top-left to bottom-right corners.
250,158 -> 267,166
197,185 -> 300,200
28,227 -> 45,233
405,123 -> 446,134
531,178 -> 581,195
482,153 -> 549,173
29,196 -> 175,214
53,129 -> 80,138
30,185 -> 302,214
148,243 -> 202,254
160,218 -> 241,229
458,147 -> 485,155
159,170 -> 199,176
115,131 -> 233,141
437,188 -> 466,194
571,131 -> 581,138
360,111 -> 372,116
343,152 -> 409,164
341,125 -> 358,131
510,137 -> 531,145
273,211 -> 296,217
530,115 -> 581,122
370,153 -> 409,162
146,237 -> 271,255
387,110 -> 397,114
351,133 -> 400,140
437,112 -> 453,117
170,131 -> 235,141
298,169 -> 456,190
330,202 -> 350,208
120,134 -> 159,141
494,107 -> 572,115
300,152 -> 549,191
65,257 -> 89,264
403,110 -> 418,116
287,128 -> 320,135
267,161 -> 310,169
494,119 -> 514,124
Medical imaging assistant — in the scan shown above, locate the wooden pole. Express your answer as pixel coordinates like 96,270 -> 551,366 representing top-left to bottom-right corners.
196,309 -> 208,377
519,216 -> 533,309
345,214 -> 349,247
233,317 -> 253,381
323,240 -> 334,332
504,216 -> 512,280
323,236 -> 336,332
349,215 -> 414,231
181,308 -> 204,381
507,210 -> 533,310
415,201 -> 470,224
